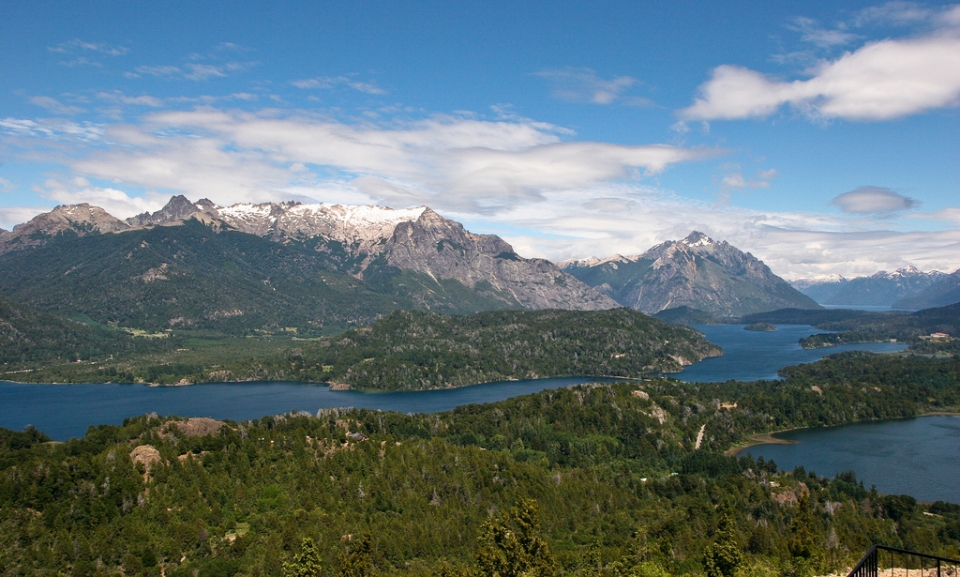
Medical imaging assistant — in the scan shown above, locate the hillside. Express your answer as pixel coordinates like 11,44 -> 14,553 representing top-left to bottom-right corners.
561,231 -> 820,316
270,308 -> 723,390
0,220 -> 403,335
7,308 -> 723,387
0,295 -> 165,366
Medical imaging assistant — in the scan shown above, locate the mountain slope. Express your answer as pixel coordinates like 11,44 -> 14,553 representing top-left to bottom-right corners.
0,198 -> 615,335
0,295 -> 160,365
796,267 -> 947,307
893,270 -> 960,309
561,231 -> 819,316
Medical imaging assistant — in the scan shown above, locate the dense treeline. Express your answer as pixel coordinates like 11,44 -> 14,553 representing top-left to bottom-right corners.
0,296 -> 172,366
271,309 -> 721,390
4,309 -> 721,388
2,351 -> 960,576
743,304 -> 960,351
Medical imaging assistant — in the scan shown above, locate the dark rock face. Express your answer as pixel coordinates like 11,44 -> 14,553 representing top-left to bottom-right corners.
563,231 -> 820,316
383,209 -> 617,310
127,195 -> 212,227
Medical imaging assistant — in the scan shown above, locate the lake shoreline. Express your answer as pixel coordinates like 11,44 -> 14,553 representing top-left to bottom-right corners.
726,411 -> 960,457
725,430 -> 799,456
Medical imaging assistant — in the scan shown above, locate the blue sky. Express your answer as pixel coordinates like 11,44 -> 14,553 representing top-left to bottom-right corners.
1,1 -> 959,279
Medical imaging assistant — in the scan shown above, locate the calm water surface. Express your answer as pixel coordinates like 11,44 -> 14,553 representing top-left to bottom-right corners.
740,416 -> 960,503
673,324 -> 906,382
0,376 -> 619,441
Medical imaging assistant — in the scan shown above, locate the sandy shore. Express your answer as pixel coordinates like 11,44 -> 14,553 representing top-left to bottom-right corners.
724,430 -> 798,457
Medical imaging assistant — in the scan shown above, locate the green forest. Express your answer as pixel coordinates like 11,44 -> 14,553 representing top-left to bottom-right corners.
742,303 -> 960,352
1,309 -> 720,389
3,351 -> 960,577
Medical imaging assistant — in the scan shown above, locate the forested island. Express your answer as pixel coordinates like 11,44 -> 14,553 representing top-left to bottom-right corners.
2,351 -> 960,576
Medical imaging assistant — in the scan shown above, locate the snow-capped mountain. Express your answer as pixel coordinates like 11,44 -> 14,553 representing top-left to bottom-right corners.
561,231 -> 820,316
795,266 -> 948,307
0,196 -> 617,334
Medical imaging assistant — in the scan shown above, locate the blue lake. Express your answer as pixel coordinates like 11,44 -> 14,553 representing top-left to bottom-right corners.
0,376 -> 622,441
740,415 -> 960,504
0,320 -> 916,489
673,324 -> 906,382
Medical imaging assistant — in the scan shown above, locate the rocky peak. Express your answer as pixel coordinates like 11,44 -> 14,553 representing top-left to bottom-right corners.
127,195 -> 219,227
383,208 -> 618,311
0,203 -> 130,254
564,231 -> 820,315
681,231 -> 715,248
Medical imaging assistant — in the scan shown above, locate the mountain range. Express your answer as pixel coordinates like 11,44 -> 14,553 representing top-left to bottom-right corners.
793,267 -> 960,309
559,231 -> 819,317
0,196 -> 616,336
0,197 -> 823,335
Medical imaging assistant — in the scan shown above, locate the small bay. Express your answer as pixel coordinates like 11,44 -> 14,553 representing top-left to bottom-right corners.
739,415 -> 960,503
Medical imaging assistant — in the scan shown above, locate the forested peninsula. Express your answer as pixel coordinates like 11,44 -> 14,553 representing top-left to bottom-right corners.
3,309 -> 721,389
3,351 -> 960,577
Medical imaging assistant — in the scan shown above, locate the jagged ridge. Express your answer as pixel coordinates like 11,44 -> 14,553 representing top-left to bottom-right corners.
561,231 -> 820,316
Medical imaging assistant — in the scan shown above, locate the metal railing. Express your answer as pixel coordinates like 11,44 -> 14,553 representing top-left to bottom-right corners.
848,545 -> 960,577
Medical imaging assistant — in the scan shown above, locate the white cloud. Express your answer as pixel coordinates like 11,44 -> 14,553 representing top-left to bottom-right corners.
41,180 -> 168,219
0,117 -> 103,142
96,91 -> 164,107
476,186 -> 960,279
831,186 -> 918,214
855,2 -> 939,27
5,104 -> 957,279
130,62 -> 252,81
0,206 -> 53,231
48,39 -> 128,57
682,29 -> 960,120
535,68 -> 643,105
29,96 -> 86,116
788,16 -> 860,48
39,107 -> 714,215
185,64 -> 227,80
911,206 -> 960,223
133,65 -> 182,78
721,169 -> 778,190
292,76 -> 387,95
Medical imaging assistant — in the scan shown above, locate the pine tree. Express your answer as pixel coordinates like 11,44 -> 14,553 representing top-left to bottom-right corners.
477,498 -> 557,577
704,513 -> 742,577
282,537 -> 323,577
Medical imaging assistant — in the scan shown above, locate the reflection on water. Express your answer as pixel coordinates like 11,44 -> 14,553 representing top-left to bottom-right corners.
740,416 -> 960,503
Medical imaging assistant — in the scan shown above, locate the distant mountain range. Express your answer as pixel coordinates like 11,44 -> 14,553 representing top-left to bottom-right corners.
560,231 -> 819,317
0,198 -> 824,334
793,267 -> 959,309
